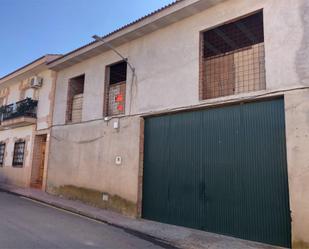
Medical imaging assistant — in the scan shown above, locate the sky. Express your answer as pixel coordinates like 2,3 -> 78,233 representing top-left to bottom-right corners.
0,0 -> 174,77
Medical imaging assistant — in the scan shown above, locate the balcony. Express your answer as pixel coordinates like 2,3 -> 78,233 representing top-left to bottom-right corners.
0,98 -> 38,129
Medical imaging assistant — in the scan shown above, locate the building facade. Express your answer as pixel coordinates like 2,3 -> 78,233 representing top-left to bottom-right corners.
0,55 -> 60,189
1,0 -> 308,248
46,0 -> 309,248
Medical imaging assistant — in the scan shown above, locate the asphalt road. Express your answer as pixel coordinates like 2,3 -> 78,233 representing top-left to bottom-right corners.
0,191 -> 176,249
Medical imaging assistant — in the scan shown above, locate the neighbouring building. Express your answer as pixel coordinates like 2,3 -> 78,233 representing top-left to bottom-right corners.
19,0 -> 309,248
0,55 -> 60,189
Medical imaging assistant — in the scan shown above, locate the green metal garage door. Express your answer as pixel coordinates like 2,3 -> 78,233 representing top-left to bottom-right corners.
142,99 -> 291,248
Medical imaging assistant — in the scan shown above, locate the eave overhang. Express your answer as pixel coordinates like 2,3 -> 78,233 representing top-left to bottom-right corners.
0,55 -> 61,86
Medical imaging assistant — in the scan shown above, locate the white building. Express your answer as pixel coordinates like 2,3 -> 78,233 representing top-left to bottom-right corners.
0,55 -> 60,189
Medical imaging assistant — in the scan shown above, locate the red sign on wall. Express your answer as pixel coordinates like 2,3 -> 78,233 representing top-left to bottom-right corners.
115,94 -> 123,102
117,105 -> 124,111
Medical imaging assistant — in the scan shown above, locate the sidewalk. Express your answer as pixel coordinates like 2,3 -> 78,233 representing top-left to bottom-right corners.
0,183 -> 284,249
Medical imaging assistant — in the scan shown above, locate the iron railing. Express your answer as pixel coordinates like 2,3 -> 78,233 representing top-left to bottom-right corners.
0,98 -> 38,121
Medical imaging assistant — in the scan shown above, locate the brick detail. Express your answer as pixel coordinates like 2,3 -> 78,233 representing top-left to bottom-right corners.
66,75 -> 84,123
107,82 -> 126,116
71,94 -> 83,123
103,64 -> 126,117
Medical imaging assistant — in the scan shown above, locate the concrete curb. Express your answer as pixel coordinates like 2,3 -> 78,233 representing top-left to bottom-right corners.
0,186 -> 284,249
0,187 -> 180,249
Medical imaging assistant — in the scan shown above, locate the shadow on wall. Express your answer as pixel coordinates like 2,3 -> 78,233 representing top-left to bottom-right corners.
0,173 -> 10,185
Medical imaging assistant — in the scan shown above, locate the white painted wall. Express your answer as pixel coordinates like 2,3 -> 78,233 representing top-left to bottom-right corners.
49,0 -> 309,246
2,69 -> 54,129
0,68 -> 55,187
52,0 -> 308,125
285,89 -> 309,247
47,117 -> 141,203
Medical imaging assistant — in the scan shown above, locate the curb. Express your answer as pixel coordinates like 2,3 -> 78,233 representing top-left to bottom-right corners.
0,187 -> 180,249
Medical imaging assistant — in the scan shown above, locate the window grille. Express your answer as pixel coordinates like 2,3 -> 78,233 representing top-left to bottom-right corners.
105,61 -> 127,116
0,143 -> 5,167
200,11 -> 265,100
66,75 -> 85,123
12,140 -> 25,167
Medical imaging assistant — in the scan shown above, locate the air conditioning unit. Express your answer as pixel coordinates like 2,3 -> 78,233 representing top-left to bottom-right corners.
30,76 -> 43,88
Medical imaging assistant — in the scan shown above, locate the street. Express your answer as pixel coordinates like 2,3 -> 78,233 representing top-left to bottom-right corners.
0,191 -> 176,249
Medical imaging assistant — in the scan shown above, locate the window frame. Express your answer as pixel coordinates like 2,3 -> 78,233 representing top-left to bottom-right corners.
66,74 -> 85,124
104,60 -> 128,117
199,10 -> 265,101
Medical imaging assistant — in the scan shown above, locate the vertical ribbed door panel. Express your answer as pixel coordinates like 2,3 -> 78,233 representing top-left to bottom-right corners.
142,99 -> 291,248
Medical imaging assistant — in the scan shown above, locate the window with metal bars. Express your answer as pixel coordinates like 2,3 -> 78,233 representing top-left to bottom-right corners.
12,140 -> 25,167
0,143 -> 5,167
104,61 -> 127,116
200,11 -> 266,100
66,75 -> 85,123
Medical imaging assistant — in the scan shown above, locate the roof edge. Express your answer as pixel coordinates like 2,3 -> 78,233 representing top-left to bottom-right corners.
49,0 -> 213,69
48,0 -> 226,70
0,54 -> 62,83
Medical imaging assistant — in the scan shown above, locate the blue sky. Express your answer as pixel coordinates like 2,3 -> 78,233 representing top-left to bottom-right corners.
0,0 -> 174,77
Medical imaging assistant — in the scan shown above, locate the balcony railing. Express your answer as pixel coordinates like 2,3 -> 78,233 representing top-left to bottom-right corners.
0,98 -> 38,122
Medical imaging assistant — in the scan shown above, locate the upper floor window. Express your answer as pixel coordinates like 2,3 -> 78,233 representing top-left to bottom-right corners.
12,140 -> 25,167
0,142 -> 5,167
66,75 -> 85,123
200,11 -> 265,100
104,61 -> 127,116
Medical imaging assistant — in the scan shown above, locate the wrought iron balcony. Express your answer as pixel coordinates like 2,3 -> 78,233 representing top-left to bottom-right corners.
0,98 -> 38,128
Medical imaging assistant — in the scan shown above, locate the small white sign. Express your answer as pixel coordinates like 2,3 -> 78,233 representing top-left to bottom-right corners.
102,193 -> 109,201
113,120 -> 119,129
115,156 -> 122,165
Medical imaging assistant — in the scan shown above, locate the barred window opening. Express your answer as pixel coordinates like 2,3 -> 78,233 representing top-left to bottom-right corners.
0,143 -> 5,167
66,75 -> 85,123
12,140 -> 25,167
105,61 -> 127,116
200,11 -> 265,100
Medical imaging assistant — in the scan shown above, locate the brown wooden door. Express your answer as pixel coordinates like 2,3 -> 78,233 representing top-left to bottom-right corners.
37,142 -> 46,185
